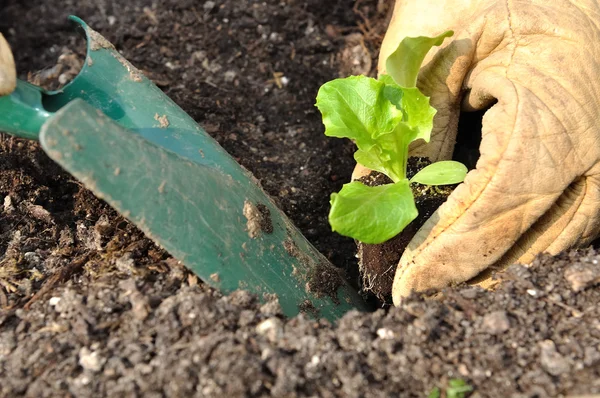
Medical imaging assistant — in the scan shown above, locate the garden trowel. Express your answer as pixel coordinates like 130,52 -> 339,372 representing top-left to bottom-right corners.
0,16 -> 371,320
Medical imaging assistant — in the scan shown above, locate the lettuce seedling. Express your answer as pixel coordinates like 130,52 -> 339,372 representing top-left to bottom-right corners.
316,31 -> 467,244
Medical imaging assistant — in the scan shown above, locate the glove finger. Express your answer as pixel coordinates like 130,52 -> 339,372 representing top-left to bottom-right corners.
472,173 -> 600,288
392,71 -> 578,304
547,173 -> 600,251
512,174 -> 600,265
0,33 -> 16,96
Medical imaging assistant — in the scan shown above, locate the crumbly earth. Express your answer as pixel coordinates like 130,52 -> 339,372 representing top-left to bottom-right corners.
1,0 -> 599,397
2,251 -> 600,397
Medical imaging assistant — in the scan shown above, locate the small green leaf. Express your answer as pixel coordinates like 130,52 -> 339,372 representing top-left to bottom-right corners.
410,161 -> 467,186
317,74 -> 439,184
427,387 -> 441,398
374,123 -> 418,182
379,74 -> 404,111
386,31 -> 454,88
353,149 -> 388,177
315,76 -> 403,149
378,74 -> 397,86
329,181 -> 417,244
379,75 -> 436,143
400,87 -> 436,142
447,379 -> 473,398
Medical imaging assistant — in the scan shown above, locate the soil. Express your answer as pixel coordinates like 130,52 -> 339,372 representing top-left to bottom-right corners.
358,158 -> 456,303
1,0 -> 599,397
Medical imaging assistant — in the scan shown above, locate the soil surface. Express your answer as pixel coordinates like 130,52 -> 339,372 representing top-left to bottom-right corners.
1,0 -> 600,397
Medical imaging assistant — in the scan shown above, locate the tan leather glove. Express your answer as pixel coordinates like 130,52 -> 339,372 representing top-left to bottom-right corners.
354,0 -> 600,305
0,33 -> 16,96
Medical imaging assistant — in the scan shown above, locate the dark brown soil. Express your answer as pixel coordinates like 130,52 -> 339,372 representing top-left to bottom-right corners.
358,158 -> 456,303
1,0 -> 599,397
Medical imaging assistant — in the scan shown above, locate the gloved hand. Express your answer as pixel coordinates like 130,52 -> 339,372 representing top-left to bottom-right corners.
354,0 -> 600,305
0,33 -> 16,95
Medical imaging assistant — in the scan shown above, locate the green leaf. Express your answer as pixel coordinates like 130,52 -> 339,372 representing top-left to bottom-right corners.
400,87 -> 436,142
329,181 -> 417,244
386,31 -> 454,88
315,76 -> 403,149
447,379 -> 473,398
373,123 -> 418,182
353,149 -> 388,177
351,122 -> 419,183
316,75 -> 426,183
378,74 -> 397,86
427,387 -> 441,398
379,74 -> 404,111
410,161 -> 468,186
379,74 -> 436,143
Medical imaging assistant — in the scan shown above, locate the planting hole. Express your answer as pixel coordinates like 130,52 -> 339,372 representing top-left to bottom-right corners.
453,108 -> 488,170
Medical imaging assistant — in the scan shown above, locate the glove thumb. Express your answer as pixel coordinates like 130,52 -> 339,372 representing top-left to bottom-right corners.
0,33 -> 16,96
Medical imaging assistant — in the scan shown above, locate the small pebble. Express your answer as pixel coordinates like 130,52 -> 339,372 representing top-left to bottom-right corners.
482,311 -> 510,335
584,346 -> 600,367
48,297 -> 61,307
224,70 -> 236,83
460,288 -> 480,300
259,299 -> 282,317
255,318 -> 283,343
79,347 -> 105,372
376,328 -> 395,340
564,263 -> 600,292
539,340 -> 571,376
3,195 -> 14,213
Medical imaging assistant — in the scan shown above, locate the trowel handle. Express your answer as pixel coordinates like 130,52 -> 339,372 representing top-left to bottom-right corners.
0,79 -> 51,140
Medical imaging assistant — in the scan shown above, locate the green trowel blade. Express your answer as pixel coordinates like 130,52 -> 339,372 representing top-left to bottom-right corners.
0,16 -> 372,319
40,100 -> 370,319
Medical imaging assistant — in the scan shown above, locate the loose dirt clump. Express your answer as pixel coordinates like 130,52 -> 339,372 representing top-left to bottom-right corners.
243,200 -> 273,238
306,261 -> 345,303
298,298 -> 319,317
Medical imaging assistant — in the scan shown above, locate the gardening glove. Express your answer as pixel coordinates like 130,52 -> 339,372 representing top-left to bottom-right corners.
0,33 -> 16,96
354,0 -> 600,305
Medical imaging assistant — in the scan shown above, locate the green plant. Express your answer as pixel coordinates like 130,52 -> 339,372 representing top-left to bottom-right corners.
427,379 -> 473,398
316,31 -> 467,244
